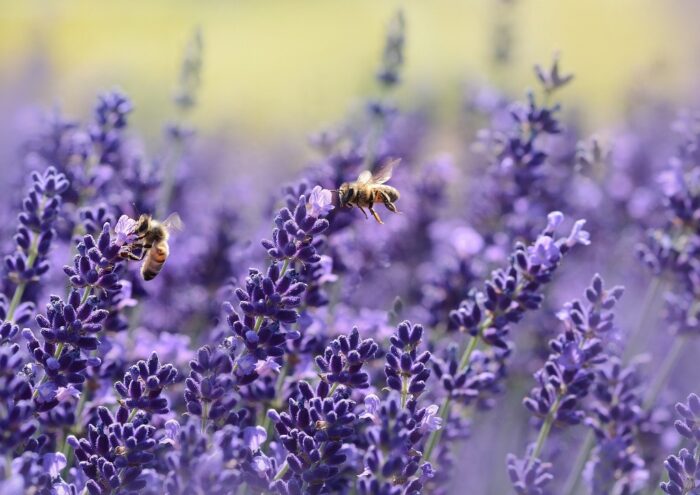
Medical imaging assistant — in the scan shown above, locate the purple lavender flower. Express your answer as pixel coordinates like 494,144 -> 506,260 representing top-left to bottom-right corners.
63,223 -> 125,297
659,393 -> 700,494
68,405 -> 156,495
384,321 -> 431,405
358,396 -> 437,495
268,380 -> 358,493
4,167 -> 68,300
114,352 -> 177,415
584,359 -> 648,495
509,275 -> 624,494
315,327 -> 378,390
113,215 -> 138,247
0,342 -> 36,453
4,19 -> 700,495
34,290 -> 109,351
449,212 -> 590,349
534,53 -> 574,95
375,10 -> 405,87
306,186 -> 334,218
184,345 -> 239,428
233,264 -> 306,324
22,286 -> 114,412
261,193 -> 330,266
506,451 -> 553,495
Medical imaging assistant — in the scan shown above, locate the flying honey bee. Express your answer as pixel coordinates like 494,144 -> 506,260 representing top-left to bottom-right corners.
120,213 -> 183,281
337,159 -> 400,224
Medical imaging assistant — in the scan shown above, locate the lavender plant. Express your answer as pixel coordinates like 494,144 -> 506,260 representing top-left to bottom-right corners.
659,393 -> 700,495
2,9 -> 700,495
507,274 -> 624,493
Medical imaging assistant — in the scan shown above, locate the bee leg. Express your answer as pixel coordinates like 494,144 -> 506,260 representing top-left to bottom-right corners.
119,249 -> 147,261
120,250 -> 146,261
369,206 -> 384,224
357,205 -> 369,220
381,192 -> 399,214
383,201 -> 399,213
119,242 -> 148,261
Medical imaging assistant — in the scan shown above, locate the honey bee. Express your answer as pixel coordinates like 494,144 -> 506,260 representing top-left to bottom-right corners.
338,159 -> 400,224
120,213 -> 183,281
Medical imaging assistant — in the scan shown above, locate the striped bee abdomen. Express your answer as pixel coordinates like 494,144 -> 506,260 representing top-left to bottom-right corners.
141,242 -> 169,281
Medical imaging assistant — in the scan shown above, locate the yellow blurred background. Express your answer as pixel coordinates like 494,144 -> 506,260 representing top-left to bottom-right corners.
0,0 -> 698,141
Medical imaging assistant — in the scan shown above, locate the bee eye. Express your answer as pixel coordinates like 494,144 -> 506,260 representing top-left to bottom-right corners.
342,188 -> 354,203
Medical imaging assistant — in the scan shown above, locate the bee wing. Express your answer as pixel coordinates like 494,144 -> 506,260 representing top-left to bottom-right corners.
356,170 -> 373,185
370,158 -> 400,184
161,212 -> 184,233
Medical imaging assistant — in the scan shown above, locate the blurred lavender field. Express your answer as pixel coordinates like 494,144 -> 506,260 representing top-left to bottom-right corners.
2,2 -> 700,495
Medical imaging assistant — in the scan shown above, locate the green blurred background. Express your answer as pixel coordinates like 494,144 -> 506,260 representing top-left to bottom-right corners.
0,0 -> 698,142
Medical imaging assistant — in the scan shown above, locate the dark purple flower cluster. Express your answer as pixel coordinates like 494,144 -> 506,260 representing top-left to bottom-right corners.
469,57 -> 574,243
448,212 -> 590,349
358,321 -> 438,495
68,405 -> 156,495
114,352 -> 177,415
384,321 -> 431,405
4,167 -> 68,304
315,327 -> 378,390
660,393 -> 700,495
0,341 -> 36,454
64,224 -> 125,296
585,358 -> 648,495
507,274 -> 624,494
375,10 -> 405,88
262,194 -> 330,267
268,380 -> 358,494
184,345 -> 241,427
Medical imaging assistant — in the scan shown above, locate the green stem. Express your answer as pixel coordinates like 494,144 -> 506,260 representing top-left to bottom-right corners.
423,396 -> 452,462
561,430 -> 595,495
61,439 -> 74,479
127,408 -> 139,423
254,316 -> 264,332
261,362 -> 289,444
80,286 -> 93,305
528,396 -> 560,466
279,259 -> 290,278
643,336 -> 687,410
273,460 -> 289,481
623,277 -> 663,361
400,375 -> 409,408
201,402 -> 209,433
329,382 -> 339,396
6,281 -> 28,324
5,233 -> 42,323
4,453 -> 11,479
424,335 -> 479,462
458,335 -> 480,369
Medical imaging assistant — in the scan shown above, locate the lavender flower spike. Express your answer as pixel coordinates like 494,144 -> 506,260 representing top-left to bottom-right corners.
660,393 -> 700,495
4,167 -> 69,318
